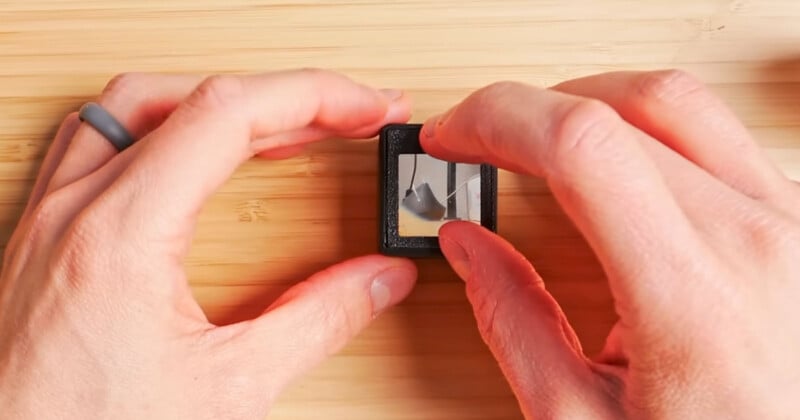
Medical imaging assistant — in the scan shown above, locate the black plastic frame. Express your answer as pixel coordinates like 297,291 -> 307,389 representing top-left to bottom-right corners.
378,124 -> 498,257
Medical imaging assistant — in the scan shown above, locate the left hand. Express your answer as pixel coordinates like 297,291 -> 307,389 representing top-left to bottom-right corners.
0,70 -> 417,419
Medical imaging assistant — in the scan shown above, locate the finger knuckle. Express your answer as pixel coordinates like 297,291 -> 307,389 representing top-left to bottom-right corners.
481,80 -> 531,98
63,111 -> 80,126
464,279 -> 523,342
60,211 -> 104,255
28,192 -> 69,240
476,81 -> 532,111
548,98 -> 621,161
474,81 -> 535,115
470,289 -> 501,339
54,231 -> 97,289
294,68 -> 342,92
188,75 -> 245,111
317,298 -> 360,345
471,81 -> 535,145
297,67 -> 332,79
52,207 -> 118,285
288,279 -> 363,346
25,193 -> 102,289
637,69 -> 706,104
101,72 -> 147,104
743,211 -> 800,261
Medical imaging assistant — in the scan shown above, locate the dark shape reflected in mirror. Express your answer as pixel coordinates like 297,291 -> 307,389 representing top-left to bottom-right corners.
402,182 -> 445,221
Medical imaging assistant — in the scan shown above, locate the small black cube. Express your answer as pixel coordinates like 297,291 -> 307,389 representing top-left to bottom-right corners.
378,124 -> 498,257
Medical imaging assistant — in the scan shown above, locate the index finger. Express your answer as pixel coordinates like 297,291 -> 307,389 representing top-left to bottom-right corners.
82,69 -> 411,254
421,82 -> 710,321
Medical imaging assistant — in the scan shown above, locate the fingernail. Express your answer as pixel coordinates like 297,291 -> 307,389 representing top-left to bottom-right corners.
385,102 -> 410,123
370,266 -> 416,315
440,238 -> 472,280
423,106 -> 455,139
379,89 -> 404,102
422,114 -> 440,138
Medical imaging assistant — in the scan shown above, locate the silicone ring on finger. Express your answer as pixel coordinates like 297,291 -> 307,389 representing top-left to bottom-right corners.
78,102 -> 135,152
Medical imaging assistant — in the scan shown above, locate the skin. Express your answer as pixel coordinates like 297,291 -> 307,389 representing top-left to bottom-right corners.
0,70 -> 417,419
424,70 -> 800,419
0,68 -> 798,419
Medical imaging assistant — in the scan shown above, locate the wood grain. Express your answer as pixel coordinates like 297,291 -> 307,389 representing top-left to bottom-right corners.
1,1 -> 799,418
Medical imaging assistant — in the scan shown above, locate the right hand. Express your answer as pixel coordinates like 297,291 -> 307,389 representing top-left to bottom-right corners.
421,70 -> 800,419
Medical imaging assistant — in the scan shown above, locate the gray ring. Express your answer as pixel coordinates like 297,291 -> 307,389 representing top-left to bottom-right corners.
78,102 -> 135,151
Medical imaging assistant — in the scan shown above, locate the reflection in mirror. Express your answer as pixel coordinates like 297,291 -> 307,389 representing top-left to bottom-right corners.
398,154 -> 481,237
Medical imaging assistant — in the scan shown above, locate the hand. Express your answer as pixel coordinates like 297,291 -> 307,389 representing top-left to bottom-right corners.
422,70 -> 800,418
0,70 -> 417,419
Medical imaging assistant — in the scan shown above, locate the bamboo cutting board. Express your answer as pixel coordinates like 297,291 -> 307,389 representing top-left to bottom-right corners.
1,1 -> 799,418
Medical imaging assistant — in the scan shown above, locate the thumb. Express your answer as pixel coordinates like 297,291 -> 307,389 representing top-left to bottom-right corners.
439,221 -> 621,418
230,255 -> 416,394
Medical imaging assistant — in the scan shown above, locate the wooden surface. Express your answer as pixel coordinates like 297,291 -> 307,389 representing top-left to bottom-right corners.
2,1 -> 800,418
